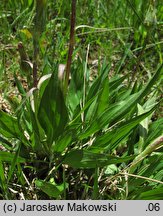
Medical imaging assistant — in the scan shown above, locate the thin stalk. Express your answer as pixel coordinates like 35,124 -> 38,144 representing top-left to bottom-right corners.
32,45 -> 39,87
64,0 -> 76,95
121,172 -> 163,185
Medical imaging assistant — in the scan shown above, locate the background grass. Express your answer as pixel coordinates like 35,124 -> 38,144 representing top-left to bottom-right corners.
0,0 -> 163,200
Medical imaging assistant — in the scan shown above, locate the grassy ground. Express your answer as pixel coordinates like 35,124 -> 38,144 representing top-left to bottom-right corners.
0,0 -> 163,200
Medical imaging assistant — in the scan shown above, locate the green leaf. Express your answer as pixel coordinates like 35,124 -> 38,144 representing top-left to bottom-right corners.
128,154 -> 163,190
85,73 -> 111,123
137,103 -> 150,153
64,149 -> 134,168
53,132 -> 72,153
38,72 -> 68,146
129,134 -> 163,173
0,136 -> 13,150
145,118 -> 163,147
139,187 -> 163,200
79,92 -> 141,140
38,74 -> 52,98
109,75 -> 127,92
78,64 -> 162,140
69,90 -> 101,127
105,164 -> 118,175
0,160 -> 9,199
7,144 -> 21,183
94,77 -> 109,116
0,111 -> 25,141
86,64 -> 109,102
30,108 -> 47,155
14,73 -> 26,96
0,152 -> 27,163
28,0 -> 33,7
35,179 -> 66,198
67,73 -> 82,114
89,104 -> 157,152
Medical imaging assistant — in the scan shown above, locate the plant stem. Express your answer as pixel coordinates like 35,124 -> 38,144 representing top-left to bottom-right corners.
33,42 -> 39,87
64,0 -> 76,95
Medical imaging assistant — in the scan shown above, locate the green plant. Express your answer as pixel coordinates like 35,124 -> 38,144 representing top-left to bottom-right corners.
0,60 -> 162,199
0,0 -> 163,200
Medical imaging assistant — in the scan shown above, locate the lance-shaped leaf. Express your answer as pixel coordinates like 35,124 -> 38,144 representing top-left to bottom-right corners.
64,149 -> 134,168
35,179 -> 67,198
89,104 -> 157,152
38,72 -> 68,146
0,111 -> 27,145
78,64 -> 163,140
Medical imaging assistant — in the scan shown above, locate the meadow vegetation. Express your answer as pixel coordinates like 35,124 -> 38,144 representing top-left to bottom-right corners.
0,0 -> 163,199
